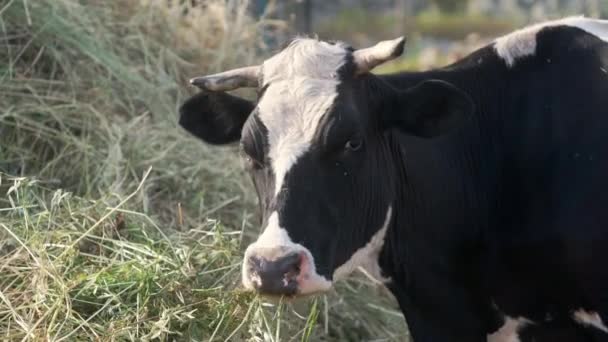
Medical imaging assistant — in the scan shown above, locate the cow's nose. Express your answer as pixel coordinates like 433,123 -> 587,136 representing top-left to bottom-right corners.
247,252 -> 302,296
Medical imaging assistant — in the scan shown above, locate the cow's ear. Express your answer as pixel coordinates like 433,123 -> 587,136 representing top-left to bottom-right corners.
384,80 -> 474,138
179,91 -> 255,145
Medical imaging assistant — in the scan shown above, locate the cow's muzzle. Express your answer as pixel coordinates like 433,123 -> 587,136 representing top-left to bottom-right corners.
242,246 -> 332,297
247,252 -> 301,296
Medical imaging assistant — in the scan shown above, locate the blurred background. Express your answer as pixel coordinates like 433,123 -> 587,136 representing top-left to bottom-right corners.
249,0 -> 607,70
0,0 -> 604,341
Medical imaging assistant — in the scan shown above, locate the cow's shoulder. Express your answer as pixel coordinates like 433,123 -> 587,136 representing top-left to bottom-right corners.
493,16 -> 608,68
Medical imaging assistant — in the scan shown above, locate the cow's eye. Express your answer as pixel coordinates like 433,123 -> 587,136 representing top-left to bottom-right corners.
240,144 -> 264,170
244,155 -> 263,170
345,138 -> 363,152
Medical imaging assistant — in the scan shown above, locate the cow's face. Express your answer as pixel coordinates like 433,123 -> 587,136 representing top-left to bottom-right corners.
179,38 -> 473,297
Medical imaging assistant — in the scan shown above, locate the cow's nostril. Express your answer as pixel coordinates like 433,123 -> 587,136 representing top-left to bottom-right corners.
282,255 -> 301,283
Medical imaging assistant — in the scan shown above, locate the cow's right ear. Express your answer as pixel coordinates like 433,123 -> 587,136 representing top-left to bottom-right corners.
382,80 -> 474,139
179,91 -> 254,145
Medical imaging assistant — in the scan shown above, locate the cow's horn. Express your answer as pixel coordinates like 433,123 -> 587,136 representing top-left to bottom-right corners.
189,65 -> 260,91
353,37 -> 406,75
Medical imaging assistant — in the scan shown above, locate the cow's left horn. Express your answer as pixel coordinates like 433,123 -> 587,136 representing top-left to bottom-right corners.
353,37 -> 406,75
189,65 -> 260,91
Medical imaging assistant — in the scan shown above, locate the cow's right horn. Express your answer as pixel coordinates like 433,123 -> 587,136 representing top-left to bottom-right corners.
189,65 -> 260,91
353,37 -> 406,75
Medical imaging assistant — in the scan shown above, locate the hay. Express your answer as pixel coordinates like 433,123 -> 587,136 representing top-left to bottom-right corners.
0,0 -> 407,340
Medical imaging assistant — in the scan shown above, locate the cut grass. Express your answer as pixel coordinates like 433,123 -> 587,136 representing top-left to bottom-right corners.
0,171 -> 257,340
0,0 -> 408,340
0,171 -> 406,341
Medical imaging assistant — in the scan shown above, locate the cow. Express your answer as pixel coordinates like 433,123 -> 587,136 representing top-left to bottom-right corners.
179,16 -> 608,341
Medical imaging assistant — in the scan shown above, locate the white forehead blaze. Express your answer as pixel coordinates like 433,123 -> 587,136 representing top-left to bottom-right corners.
262,39 -> 349,85
258,79 -> 339,195
256,38 -> 349,195
494,16 -> 608,67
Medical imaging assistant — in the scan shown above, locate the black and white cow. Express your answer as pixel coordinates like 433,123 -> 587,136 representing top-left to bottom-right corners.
179,16 -> 608,341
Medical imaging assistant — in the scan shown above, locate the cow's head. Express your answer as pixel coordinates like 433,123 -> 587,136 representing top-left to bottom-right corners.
179,37 -> 473,297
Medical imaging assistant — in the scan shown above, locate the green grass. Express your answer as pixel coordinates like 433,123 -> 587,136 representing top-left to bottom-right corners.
0,0 -> 408,340
0,171 -> 256,340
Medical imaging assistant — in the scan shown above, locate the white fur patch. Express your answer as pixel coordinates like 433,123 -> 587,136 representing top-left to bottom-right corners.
257,39 -> 349,195
494,16 -> 608,67
487,316 -> 532,342
333,206 -> 392,282
258,78 -> 339,195
262,39 -> 348,85
250,212 -> 294,248
573,309 -> 608,333
242,212 -> 332,295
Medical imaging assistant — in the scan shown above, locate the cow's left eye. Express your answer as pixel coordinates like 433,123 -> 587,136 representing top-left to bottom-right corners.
345,138 -> 363,151
244,155 -> 263,170
239,144 -> 264,170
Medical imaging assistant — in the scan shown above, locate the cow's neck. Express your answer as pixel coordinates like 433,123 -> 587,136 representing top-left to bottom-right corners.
372,66 -> 506,337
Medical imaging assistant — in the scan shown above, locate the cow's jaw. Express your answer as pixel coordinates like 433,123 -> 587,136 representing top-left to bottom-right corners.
333,206 -> 393,283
